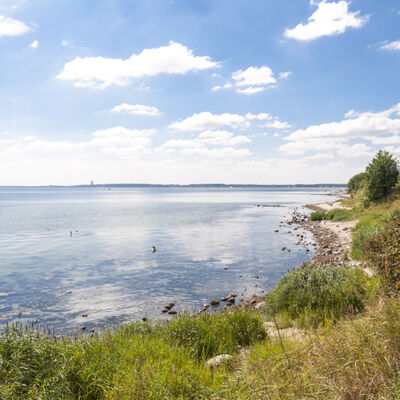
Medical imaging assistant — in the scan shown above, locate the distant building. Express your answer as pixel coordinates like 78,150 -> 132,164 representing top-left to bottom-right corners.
91,180 -> 94,186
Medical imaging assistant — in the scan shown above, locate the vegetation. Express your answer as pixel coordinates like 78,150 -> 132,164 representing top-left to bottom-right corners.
348,171 -> 365,194
268,264 -> 377,327
364,150 -> 399,201
0,311 -> 265,399
310,210 -> 325,221
4,151 -> 400,399
364,216 -> 400,291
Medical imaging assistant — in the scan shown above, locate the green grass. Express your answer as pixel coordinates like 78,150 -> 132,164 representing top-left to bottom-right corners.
324,208 -> 354,221
267,265 -> 378,327
310,211 -> 325,221
0,311 -> 266,399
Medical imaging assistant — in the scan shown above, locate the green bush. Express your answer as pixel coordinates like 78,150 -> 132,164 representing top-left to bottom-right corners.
325,208 -> 354,221
310,211 -> 326,221
352,212 -> 394,259
364,216 -> 400,291
365,150 -> 399,201
348,172 -> 365,194
162,310 -> 266,360
269,265 -> 377,327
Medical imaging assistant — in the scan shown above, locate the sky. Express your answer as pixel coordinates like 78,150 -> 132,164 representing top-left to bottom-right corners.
0,0 -> 400,185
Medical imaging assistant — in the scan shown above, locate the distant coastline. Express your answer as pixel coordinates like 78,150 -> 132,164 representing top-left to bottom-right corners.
0,183 -> 347,189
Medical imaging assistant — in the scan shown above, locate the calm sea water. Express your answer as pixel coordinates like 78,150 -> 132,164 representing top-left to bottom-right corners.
0,186 -> 338,332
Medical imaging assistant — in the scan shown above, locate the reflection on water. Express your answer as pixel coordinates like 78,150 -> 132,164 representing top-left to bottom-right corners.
0,186 -> 337,331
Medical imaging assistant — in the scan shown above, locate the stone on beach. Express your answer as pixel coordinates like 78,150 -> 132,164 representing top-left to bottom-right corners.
211,299 -> 220,307
205,354 -> 233,369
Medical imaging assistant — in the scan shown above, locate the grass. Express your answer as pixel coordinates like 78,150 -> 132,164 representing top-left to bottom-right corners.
267,264 -> 378,327
310,211 -> 325,221
244,298 -> 400,399
0,311 -> 266,399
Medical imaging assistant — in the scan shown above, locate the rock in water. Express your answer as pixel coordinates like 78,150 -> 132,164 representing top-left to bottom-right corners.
211,299 -> 220,307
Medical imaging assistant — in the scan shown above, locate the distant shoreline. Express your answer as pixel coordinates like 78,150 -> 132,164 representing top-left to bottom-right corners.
0,183 -> 347,189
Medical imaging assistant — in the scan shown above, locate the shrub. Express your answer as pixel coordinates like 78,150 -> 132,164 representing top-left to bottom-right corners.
310,211 -> 325,221
162,310 -> 266,360
352,212 -> 394,259
325,208 -> 354,221
268,265 -> 376,327
364,216 -> 400,291
365,150 -> 399,201
348,172 -> 365,194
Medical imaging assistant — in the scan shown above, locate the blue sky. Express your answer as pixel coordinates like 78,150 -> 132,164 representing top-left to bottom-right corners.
0,0 -> 399,185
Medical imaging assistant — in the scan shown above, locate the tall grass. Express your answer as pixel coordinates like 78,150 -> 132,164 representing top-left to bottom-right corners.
268,265 -> 378,327
0,311 -> 266,399
244,298 -> 400,400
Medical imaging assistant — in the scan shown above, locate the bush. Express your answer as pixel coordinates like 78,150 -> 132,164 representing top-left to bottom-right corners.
310,211 -> 325,221
268,265 -> 376,327
162,310 -> 266,360
348,172 -> 365,194
364,216 -> 400,291
352,212 -> 394,259
365,150 -> 399,201
325,208 -> 354,221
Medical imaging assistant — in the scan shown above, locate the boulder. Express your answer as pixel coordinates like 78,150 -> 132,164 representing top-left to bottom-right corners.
205,354 -> 233,369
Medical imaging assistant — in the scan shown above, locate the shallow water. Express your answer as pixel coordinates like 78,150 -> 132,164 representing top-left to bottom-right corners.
0,186 -> 338,332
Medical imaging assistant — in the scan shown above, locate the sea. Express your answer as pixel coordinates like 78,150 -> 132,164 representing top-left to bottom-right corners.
0,186 -> 341,332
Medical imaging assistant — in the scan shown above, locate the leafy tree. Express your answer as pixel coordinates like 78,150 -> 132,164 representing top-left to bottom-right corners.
365,150 -> 399,201
348,172 -> 365,194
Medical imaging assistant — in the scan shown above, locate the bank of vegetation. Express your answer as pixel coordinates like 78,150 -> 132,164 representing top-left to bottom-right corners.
2,150 -> 400,399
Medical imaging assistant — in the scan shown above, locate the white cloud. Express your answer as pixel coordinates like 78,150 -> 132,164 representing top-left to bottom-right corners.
279,71 -> 292,79
245,113 -> 272,121
284,1 -> 368,41
286,104 -> 400,142
211,82 -> 232,91
236,87 -> 266,95
110,103 -> 161,117
337,143 -> 373,158
380,40 -> 400,51
232,66 -> 276,87
57,41 -> 218,88
29,40 -> 38,49
0,14 -> 31,37
169,112 -> 248,131
266,120 -> 291,129
198,130 -> 251,146
232,66 -> 276,94
307,152 -> 335,160
279,103 -> 400,159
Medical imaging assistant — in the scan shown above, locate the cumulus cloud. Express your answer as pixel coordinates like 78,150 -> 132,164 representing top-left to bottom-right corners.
57,41 -> 218,88
380,40 -> 400,51
279,103 -> 400,157
212,66 -> 287,95
245,113 -> 273,121
266,120 -> 291,129
286,105 -> 400,142
169,112 -> 248,131
29,40 -> 38,49
110,103 -> 161,117
284,1 -> 368,41
0,14 -> 31,37
232,66 -> 276,94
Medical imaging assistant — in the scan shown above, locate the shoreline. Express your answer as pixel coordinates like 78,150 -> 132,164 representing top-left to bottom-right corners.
240,193 -> 362,309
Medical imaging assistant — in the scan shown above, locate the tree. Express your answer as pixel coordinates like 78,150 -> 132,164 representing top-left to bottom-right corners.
365,150 -> 399,201
347,172 -> 365,194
